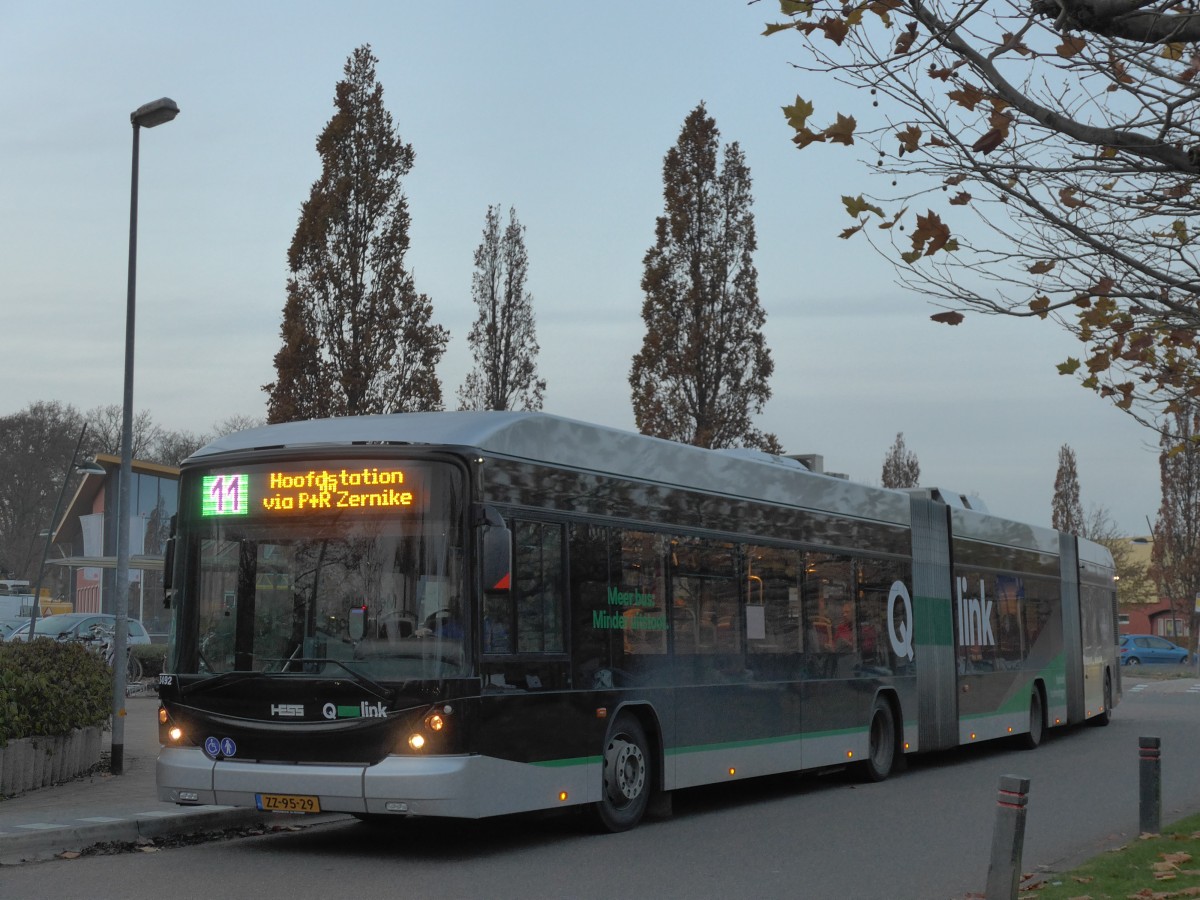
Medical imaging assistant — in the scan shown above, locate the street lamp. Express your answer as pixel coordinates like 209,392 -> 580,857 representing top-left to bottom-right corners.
113,96 -> 179,776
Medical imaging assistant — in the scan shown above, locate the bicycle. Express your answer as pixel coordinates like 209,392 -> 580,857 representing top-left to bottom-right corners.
80,623 -> 144,693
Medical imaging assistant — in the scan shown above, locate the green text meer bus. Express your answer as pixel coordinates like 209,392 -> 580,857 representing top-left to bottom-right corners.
156,412 -> 1120,831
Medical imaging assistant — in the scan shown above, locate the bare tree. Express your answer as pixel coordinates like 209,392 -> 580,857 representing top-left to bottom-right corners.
458,205 -> 546,411
0,402 -> 85,580
1150,404 -> 1200,654
84,404 -> 161,460
264,44 -> 448,422
881,432 -> 920,488
1051,444 -> 1085,535
631,103 -> 779,451
1083,504 -> 1154,606
764,1 -> 1200,425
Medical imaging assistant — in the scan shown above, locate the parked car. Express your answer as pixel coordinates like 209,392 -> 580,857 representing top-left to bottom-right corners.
0,616 -> 28,641
6,613 -> 151,645
1120,633 -> 1189,666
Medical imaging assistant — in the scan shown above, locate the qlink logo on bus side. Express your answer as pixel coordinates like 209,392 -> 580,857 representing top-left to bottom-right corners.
888,581 -> 914,661
956,576 -> 995,647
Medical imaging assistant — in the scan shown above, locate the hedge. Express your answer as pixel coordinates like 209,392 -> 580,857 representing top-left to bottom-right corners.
0,640 -> 112,747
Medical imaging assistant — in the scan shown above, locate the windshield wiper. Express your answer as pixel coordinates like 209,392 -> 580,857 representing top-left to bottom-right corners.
179,659 -> 392,703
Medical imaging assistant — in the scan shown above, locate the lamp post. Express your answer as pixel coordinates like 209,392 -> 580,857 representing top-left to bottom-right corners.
113,96 -> 179,776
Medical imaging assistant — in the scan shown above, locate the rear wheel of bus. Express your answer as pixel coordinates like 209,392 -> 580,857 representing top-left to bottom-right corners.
1016,688 -> 1044,750
589,713 -> 652,833
862,696 -> 896,782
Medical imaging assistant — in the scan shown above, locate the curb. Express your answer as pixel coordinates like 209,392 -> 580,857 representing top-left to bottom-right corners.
0,806 -> 280,865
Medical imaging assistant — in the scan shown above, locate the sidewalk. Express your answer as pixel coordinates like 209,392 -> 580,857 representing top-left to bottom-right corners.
0,694 -> 333,865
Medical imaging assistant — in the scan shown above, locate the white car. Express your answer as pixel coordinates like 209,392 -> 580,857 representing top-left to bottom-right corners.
7,613 -> 151,645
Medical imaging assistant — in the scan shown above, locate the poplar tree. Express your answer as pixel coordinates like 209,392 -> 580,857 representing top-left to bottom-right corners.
264,44 -> 447,422
1051,444 -> 1085,535
1150,406 -> 1200,654
881,432 -> 920,489
630,104 -> 778,452
458,205 -> 545,411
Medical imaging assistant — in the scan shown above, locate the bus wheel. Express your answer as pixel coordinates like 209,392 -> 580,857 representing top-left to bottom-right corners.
1090,671 -> 1113,727
1017,689 -> 1044,750
862,697 -> 896,782
590,714 -> 651,832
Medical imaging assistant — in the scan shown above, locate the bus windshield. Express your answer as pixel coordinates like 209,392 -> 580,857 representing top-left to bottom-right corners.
173,458 -> 468,680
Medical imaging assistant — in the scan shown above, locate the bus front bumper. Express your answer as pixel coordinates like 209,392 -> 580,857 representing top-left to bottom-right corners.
157,746 -> 597,819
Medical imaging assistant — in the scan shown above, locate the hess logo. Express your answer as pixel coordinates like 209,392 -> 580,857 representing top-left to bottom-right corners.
270,704 -> 304,717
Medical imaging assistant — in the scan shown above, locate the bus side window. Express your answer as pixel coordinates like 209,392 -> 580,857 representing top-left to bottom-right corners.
482,594 -> 512,653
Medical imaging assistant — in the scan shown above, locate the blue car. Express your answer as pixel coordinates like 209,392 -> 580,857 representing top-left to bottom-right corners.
1120,634 -> 1189,666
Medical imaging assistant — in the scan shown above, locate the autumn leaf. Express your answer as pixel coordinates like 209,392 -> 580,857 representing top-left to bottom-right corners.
1030,296 -> 1051,319
842,194 -> 884,218
896,124 -> 922,154
1057,358 -> 1082,375
947,84 -> 986,111
792,127 -> 825,149
949,191 -> 971,206
1028,260 -> 1056,275
825,113 -> 857,145
895,22 -> 918,55
930,311 -> 964,325
1056,35 -> 1086,58
1059,187 -> 1090,209
819,15 -> 849,45
1109,54 -> 1134,84
997,32 -> 1030,56
944,173 -> 967,186
971,128 -> 1005,154
780,0 -> 814,15
1163,42 -> 1185,61
782,96 -> 814,131
762,21 -> 798,37
840,224 -> 864,239
911,210 -> 952,256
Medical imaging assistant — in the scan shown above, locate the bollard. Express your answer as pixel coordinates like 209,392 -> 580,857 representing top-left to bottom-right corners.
985,774 -> 1031,900
1139,736 -> 1162,835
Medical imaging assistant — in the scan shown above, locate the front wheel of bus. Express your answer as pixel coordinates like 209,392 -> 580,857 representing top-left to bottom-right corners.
862,697 -> 896,782
590,714 -> 651,833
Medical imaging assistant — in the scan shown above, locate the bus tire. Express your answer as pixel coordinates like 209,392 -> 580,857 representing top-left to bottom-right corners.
862,697 -> 896,782
589,713 -> 651,833
1017,689 -> 1044,750
1090,670 -> 1113,727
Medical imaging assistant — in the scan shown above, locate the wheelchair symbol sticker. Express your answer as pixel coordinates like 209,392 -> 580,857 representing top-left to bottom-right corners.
203,736 -> 238,759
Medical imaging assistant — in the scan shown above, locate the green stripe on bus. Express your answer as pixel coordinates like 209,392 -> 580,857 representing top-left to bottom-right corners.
914,593 -> 953,646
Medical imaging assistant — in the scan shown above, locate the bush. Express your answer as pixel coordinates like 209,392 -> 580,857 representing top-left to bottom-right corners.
132,643 -> 167,679
0,640 -> 111,747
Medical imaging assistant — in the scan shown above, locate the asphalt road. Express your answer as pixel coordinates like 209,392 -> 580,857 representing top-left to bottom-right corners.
5,674 -> 1199,900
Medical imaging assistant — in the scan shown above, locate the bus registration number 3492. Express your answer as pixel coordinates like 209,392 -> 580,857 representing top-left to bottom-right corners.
255,793 -> 320,813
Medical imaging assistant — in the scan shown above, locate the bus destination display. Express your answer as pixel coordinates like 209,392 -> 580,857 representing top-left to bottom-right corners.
201,466 -> 416,517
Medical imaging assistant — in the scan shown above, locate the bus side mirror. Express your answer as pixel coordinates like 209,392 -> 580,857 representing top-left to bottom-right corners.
163,540 -> 176,609
482,518 -> 511,595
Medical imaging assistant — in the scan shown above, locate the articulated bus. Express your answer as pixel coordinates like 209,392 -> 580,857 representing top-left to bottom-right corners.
156,412 -> 1119,831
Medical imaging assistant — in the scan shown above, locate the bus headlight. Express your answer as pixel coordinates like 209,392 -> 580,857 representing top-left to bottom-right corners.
408,733 -> 426,751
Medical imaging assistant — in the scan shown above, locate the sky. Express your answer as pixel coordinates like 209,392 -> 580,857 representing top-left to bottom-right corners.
1,1 -> 1162,537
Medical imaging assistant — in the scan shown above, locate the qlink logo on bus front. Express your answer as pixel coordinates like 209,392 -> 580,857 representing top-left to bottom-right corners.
888,581 -> 914,661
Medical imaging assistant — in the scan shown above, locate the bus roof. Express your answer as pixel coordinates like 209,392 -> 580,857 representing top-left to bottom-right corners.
188,411 -> 913,526
186,411 -> 1073,553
